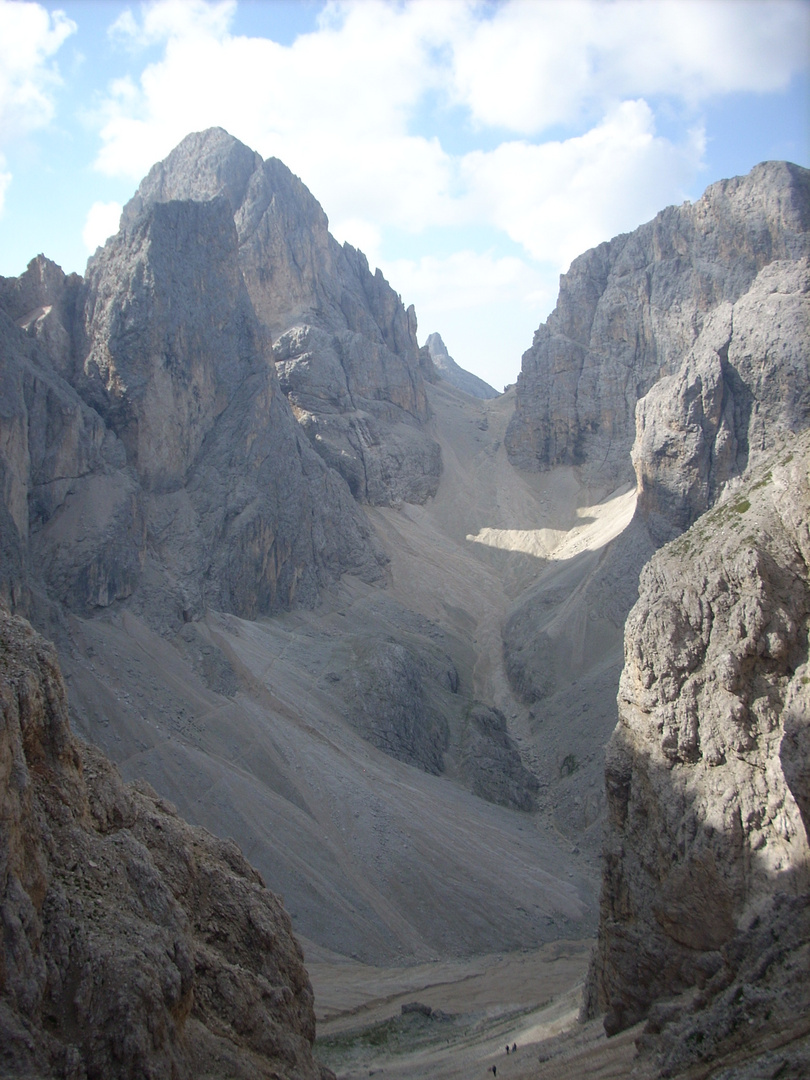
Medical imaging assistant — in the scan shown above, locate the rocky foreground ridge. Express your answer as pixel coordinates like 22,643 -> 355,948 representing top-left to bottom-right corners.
0,606 -> 330,1080
584,437 -> 810,1075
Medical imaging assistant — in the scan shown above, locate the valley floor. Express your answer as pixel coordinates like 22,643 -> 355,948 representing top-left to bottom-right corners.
310,940 -> 648,1080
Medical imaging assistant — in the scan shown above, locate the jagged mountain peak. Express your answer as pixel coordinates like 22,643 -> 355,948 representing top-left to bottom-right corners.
115,128 -> 442,505
426,331 -> 499,399
121,127 -> 264,227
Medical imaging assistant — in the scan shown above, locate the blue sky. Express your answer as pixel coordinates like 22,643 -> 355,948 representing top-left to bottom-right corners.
1,0 -> 808,388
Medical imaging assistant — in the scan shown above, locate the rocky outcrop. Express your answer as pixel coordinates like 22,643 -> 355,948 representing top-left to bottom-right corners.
426,333 -> 499,400
505,161 -> 810,486
585,439 -> 810,1037
122,127 -> 441,505
0,272 -> 143,619
457,702 -> 538,811
317,619 -> 538,809
637,892 -> 810,1078
0,254 -> 81,382
0,607 -> 329,1080
340,636 -> 455,774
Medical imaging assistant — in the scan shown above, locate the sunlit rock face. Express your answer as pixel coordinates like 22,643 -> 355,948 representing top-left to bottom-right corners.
505,161 -> 810,487
584,438 -> 810,1037
632,256 -> 810,545
0,607 -> 326,1080
122,127 -> 441,506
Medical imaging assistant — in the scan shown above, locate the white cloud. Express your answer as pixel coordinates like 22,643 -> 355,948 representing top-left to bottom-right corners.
384,249 -> 548,315
88,0 -> 807,229
83,0 -> 807,382
82,200 -> 123,252
0,0 -> 76,141
330,217 -> 384,265
460,101 -> 706,270
0,157 -> 10,214
93,0 -> 462,181
109,0 -> 236,47
380,249 -> 554,386
448,0 -> 810,134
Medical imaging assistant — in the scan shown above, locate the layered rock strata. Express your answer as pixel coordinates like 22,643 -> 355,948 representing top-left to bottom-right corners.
585,438 -> 810,1041
121,127 -> 441,505
505,161 -> 810,486
0,607 -> 328,1080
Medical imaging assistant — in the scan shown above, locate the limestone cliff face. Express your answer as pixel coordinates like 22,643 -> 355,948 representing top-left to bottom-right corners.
1,194 -> 386,625
122,127 -> 441,505
0,607 -> 328,1080
80,193 -> 387,621
586,439 -> 810,1038
505,162 -> 810,485
633,256 -> 809,544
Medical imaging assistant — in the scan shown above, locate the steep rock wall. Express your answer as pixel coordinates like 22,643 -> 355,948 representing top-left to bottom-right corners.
0,607 -> 328,1080
633,256 -> 810,544
0,294 -> 143,618
586,440 -> 810,1036
505,162 -> 810,486
0,196 -> 387,626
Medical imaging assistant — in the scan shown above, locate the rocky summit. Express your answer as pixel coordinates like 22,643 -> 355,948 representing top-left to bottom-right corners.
0,134 -> 808,1079
122,128 -> 441,507
426,332 -> 500,400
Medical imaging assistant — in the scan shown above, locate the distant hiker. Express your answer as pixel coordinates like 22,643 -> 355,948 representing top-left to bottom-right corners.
505,1044 -> 510,1054
491,1067 -> 497,1077
512,1043 -> 517,1053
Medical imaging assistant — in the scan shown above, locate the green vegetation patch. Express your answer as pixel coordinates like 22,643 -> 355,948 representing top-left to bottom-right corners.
560,753 -> 579,778
749,472 -> 772,492
316,1010 -> 458,1066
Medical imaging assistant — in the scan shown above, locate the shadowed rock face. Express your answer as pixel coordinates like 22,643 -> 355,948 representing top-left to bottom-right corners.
0,192 -> 387,626
341,636 -> 454,775
457,702 -> 539,811
0,607 -> 328,1080
0,267 -> 144,618
584,439 -> 810,1036
505,161 -> 810,486
122,127 -> 441,506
